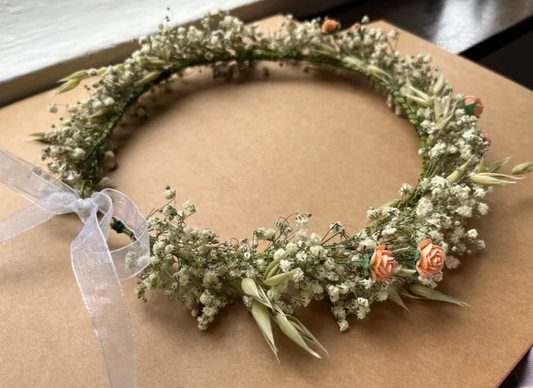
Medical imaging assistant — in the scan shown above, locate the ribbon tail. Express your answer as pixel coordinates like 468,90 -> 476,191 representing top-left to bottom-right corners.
0,202 -> 56,244
71,203 -> 136,388
0,191 -> 77,244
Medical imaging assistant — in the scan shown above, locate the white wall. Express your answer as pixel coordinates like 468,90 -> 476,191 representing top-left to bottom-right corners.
0,0 -> 352,105
0,0 -> 257,82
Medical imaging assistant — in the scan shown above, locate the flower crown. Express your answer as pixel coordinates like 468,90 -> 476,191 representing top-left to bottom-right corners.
36,11 -> 533,358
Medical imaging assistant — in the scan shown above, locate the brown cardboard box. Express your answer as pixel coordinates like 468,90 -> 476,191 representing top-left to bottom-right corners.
1,16 -> 533,388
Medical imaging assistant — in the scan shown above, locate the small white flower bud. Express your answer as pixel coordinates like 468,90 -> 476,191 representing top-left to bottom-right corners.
164,187 -> 176,200
70,148 -> 86,160
48,103 -> 58,114
183,200 -> 195,212
103,97 -> 115,106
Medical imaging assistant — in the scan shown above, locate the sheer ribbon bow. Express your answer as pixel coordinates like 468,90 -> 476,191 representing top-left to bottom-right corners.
0,147 -> 149,388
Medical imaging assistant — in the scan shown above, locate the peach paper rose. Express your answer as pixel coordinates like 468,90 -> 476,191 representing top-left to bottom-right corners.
369,245 -> 396,282
321,19 -> 339,34
461,95 -> 484,118
416,239 -> 445,278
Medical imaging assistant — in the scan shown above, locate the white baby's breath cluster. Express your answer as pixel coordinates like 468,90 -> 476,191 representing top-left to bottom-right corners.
37,12 -> 532,358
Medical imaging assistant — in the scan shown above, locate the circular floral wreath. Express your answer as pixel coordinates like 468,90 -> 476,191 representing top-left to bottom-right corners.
37,12 -> 533,358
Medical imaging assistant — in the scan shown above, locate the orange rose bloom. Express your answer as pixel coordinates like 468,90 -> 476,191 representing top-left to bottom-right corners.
463,95 -> 484,118
416,239 -> 445,278
370,245 -> 396,282
321,19 -> 339,34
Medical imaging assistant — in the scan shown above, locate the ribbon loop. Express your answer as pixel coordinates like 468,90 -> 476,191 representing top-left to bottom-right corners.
0,147 -> 149,388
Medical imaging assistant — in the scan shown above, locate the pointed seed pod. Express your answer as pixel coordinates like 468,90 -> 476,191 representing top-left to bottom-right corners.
433,73 -> 446,96
138,71 -> 162,85
52,79 -> 81,95
512,162 -> 533,175
447,157 -> 472,184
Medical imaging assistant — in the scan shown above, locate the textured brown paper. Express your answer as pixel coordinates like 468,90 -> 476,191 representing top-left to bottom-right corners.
1,16 -> 533,388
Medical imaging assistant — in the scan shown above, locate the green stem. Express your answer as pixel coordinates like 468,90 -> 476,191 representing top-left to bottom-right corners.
110,218 -> 135,239
111,218 -> 158,246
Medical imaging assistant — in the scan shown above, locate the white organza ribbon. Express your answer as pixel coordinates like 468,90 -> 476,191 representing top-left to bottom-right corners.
0,147 -> 150,388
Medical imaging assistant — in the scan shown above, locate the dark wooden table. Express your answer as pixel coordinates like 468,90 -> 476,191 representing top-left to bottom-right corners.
305,0 -> 533,90
305,1 -> 533,386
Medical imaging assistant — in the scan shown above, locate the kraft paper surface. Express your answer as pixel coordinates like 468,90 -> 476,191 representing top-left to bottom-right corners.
1,16 -> 533,388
